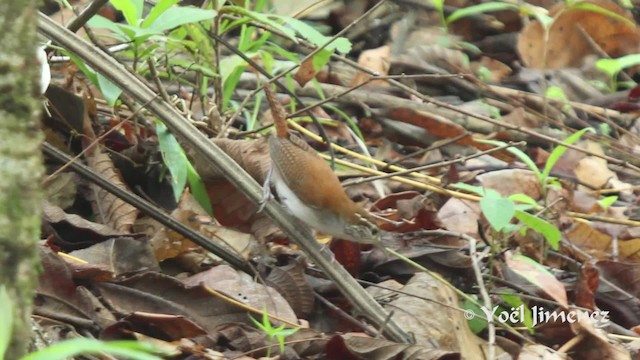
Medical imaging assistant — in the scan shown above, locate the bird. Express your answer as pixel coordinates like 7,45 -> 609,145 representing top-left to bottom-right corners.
260,85 -> 382,247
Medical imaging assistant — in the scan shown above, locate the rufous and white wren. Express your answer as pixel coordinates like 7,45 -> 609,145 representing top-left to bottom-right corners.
262,86 -> 381,246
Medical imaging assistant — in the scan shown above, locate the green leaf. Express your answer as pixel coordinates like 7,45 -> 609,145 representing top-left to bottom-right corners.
508,193 -> 538,206
245,30 -> 272,52
514,210 -> 561,250
156,121 -> 188,201
263,44 -> 299,64
500,294 -> 534,333
446,2 -> 518,24
619,0 -> 633,8
477,139 -> 541,180
64,52 -> 97,84
597,54 -> 640,79
186,162 -> 213,215
148,7 -> 218,32
222,64 -> 247,111
544,86 -> 567,101
430,0 -> 445,13
450,182 -> 486,196
480,192 -> 515,232
541,127 -> 595,184
535,13 -> 553,28
0,286 -> 13,360
462,299 -> 488,333
115,23 -> 160,41
260,50 -> 275,74
142,0 -> 180,28
225,6 -> 296,40
598,195 -> 618,210
312,49 -> 333,71
96,73 -> 123,106
279,17 -> 352,54
87,15 -> 128,40
21,339 -> 161,360
109,0 -> 143,26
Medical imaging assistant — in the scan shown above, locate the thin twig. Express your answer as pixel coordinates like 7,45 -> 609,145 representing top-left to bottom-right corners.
345,141 -> 525,185
66,0 -> 110,33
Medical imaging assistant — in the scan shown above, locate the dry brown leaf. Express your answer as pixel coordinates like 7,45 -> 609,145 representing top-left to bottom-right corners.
195,138 -> 282,242
350,45 -> 391,87
477,169 -> 542,199
575,157 -> 616,189
265,260 -> 315,317
501,107 -> 543,128
369,273 -> 499,358
394,44 -> 471,74
471,56 -> 513,83
183,265 -> 298,323
329,333 -> 460,359
42,200 -> 125,238
87,147 -> 139,232
505,252 -> 568,307
69,237 -> 160,276
141,191 -> 256,262
437,198 -> 482,236
294,57 -> 318,87
518,344 -> 567,359
518,0 -> 640,68
566,222 -> 613,258
569,316 -> 631,359
96,272 -> 248,333
617,238 -> 640,260
574,261 -> 599,310
43,172 -> 77,210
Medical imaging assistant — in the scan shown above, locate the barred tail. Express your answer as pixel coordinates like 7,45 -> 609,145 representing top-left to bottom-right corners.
263,85 -> 288,138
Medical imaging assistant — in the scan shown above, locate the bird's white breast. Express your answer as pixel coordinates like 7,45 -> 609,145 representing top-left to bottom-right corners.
271,167 -> 343,236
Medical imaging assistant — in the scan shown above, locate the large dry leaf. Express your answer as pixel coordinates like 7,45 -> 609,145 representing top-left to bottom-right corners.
574,261 -> 599,310
518,344 -> 567,359
140,191 -> 256,262
96,272 -> 248,333
350,45 -> 391,87
505,252 -> 568,307
326,333 -> 460,360
36,247 -> 104,327
183,265 -> 298,323
568,316 -> 631,359
518,0 -> 640,68
565,222 -> 612,258
393,44 -> 471,75
477,169 -> 542,199
368,273 -> 498,358
266,261 -> 315,317
42,200 -> 126,244
69,237 -> 160,276
87,147 -> 139,232
437,198 -> 482,236
43,172 -> 77,210
193,138 -> 282,242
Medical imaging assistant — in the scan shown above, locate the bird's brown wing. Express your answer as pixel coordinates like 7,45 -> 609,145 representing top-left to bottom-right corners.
268,135 -> 358,219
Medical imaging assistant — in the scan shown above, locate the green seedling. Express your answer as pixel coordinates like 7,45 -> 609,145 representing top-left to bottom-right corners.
597,54 -> 640,91
249,310 -> 300,357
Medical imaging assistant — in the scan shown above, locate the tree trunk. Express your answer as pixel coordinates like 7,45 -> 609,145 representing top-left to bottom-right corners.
0,0 -> 44,358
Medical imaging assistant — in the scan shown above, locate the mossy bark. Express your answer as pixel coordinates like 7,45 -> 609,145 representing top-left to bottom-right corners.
0,0 -> 44,358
